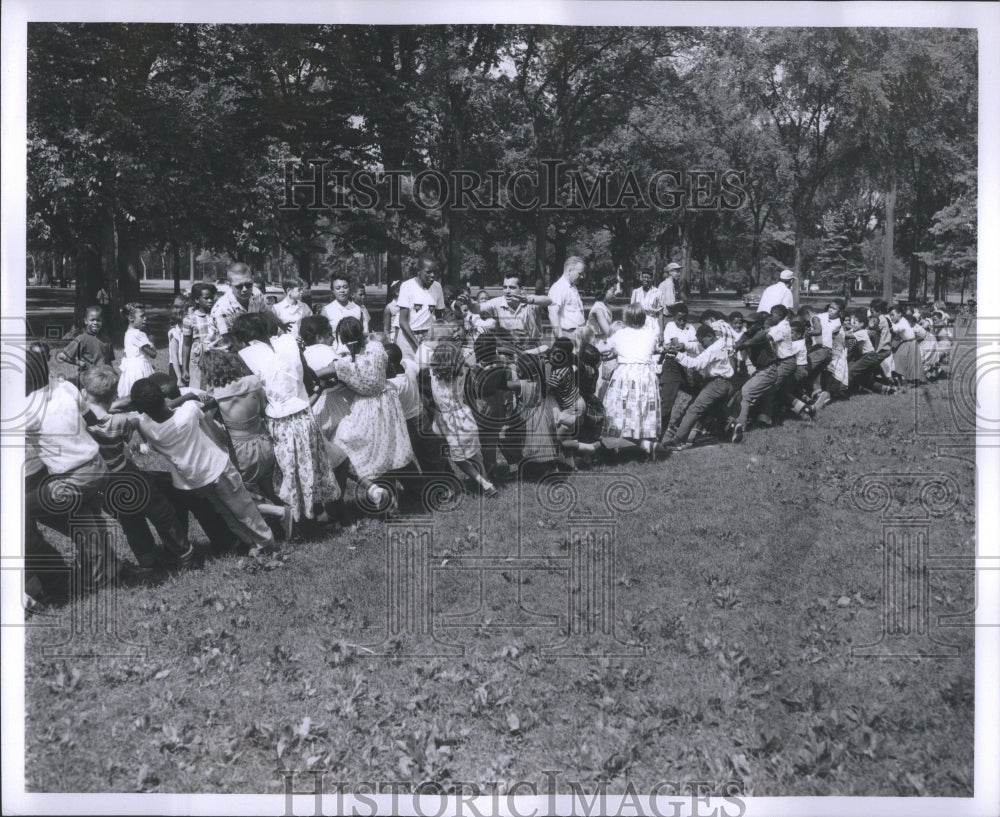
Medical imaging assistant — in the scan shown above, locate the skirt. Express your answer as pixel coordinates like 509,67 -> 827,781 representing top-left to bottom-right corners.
603,362 -> 660,441
267,409 -> 341,521
893,339 -> 926,383
433,405 -> 482,462
117,356 -> 155,397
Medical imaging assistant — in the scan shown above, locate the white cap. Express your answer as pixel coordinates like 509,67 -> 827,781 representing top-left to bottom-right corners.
779,269 -> 795,281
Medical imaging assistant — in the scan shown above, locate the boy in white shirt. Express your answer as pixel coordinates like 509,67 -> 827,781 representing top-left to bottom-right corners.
658,324 -> 735,451
129,379 -> 277,558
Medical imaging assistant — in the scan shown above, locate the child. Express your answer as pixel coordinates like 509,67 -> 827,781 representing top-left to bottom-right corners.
730,311 -> 780,441
80,366 -> 193,571
383,280 -> 402,342
845,309 -> 888,394
129,378 -> 277,558
428,340 -> 498,497
778,319 -> 815,418
56,306 -> 114,377
167,296 -> 189,383
24,342 -> 125,596
199,347 -> 281,506
299,314 -> 355,448
766,305 -> 800,418
888,304 -> 926,385
912,307 -> 941,378
603,303 -> 660,456
547,336 -> 596,464
659,324 -> 736,450
325,317 -> 414,509
272,277 -> 314,335
231,313 -> 341,525
181,282 -> 218,389
503,351 -> 559,473
659,303 -> 700,434
118,303 -> 157,398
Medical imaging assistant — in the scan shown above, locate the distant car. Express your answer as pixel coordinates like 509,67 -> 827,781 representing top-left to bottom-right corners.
743,285 -> 767,310
264,285 -> 285,305
809,284 -> 821,292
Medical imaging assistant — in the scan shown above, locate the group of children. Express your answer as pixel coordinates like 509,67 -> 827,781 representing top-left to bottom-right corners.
24,279 -> 954,610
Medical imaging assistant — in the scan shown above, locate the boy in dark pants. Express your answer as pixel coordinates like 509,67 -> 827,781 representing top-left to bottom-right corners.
80,366 -> 194,572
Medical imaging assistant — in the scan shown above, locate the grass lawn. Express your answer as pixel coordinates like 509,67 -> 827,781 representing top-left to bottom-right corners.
20,328 -> 976,798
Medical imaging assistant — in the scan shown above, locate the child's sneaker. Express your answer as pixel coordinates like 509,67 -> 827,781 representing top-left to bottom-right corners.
813,391 -> 831,411
731,423 -> 745,444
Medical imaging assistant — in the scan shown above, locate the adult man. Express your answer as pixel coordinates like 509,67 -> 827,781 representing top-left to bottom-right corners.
468,274 -> 551,344
657,262 -> 683,309
757,269 -> 796,313
631,269 -> 665,334
209,262 -> 275,342
547,256 -> 587,340
398,255 -> 445,360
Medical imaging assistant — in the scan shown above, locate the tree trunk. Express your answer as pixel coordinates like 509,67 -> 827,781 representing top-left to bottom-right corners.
908,256 -> 921,304
117,231 -> 143,305
446,209 -> 463,289
295,249 -> 311,285
172,244 -> 182,295
883,180 -> 896,304
535,206 -> 549,289
793,237 -> 802,312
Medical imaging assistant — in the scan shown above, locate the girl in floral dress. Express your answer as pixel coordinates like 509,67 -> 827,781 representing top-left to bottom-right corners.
230,313 -> 340,524
117,303 -> 157,398
888,304 -> 927,385
429,340 -> 498,497
327,317 -> 415,509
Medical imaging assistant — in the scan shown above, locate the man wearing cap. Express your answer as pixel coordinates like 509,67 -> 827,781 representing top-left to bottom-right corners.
658,262 -> 683,309
547,256 -> 587,340
757,269 -> 797,313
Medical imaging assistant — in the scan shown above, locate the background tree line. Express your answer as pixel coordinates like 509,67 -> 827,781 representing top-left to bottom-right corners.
27,24 -> 977,332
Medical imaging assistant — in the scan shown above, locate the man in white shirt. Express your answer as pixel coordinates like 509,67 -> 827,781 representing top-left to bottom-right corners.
547,256 -> 587,340
631,269 -> 665,334
468,274 -> 550,344
398,256 -> 446,361
657,262 -> 683,309
757,269 -> 796,314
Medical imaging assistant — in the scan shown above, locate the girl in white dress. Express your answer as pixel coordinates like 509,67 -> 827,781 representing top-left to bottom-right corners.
117,303 -> 156,397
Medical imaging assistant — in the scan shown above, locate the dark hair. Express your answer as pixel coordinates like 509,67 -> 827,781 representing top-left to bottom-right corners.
700,309 -> 724,323
147,371 -> 180,400
330,272 -> 351,288
669,303 -> 689,317
695,324 -> 717,343
300,314 -> 332,346
727,311 -> 745,323
337,316 -> 366,360
200,348 -> 253,390
122,302 -> 146,321
852,308 -> 869,323
474,332 -> 499,364
282,276 -> 306,291
85,305 -> 103,318
601,275 -> 617,296
550,336 -> 576,370
770,304 -> 788,320
796,306 -> 814,319
430,341 -> 465,382
80,366 -> 119,401
789,318 -> 808,336
130,378 -> 166,412
384,342 -> 404,378
190,282 -> 217,303
230,313 -> 271,345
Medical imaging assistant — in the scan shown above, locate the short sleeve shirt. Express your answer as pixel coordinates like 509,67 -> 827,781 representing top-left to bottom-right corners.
547,277 -> 586,331
398,280 -> 445,332
209,286 -> 272,337
24,380 -> 99,473
138,400 -> 229,490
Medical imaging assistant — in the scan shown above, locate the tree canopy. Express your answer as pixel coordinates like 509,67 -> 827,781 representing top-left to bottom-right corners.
26,24 -> 978,327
